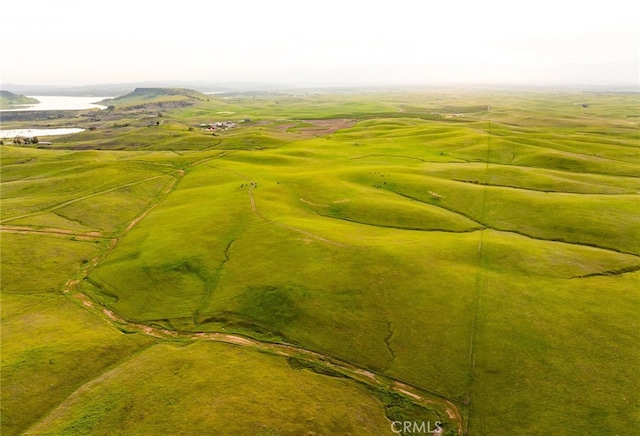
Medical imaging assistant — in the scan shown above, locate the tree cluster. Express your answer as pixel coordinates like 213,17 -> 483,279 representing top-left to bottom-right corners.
13,136 -> 39,144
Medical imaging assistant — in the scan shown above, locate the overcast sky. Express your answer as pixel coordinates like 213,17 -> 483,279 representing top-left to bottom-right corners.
1,0 -> 638,87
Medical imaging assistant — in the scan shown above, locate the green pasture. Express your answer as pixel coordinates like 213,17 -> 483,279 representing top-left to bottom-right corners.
1,293 -> 154,435
23,341 -> 402,436
2,88 -> 638,435
469,264 -> 640,434
0,233 -> 102,294
0,230 -> 154,435
0,147 -> 178,233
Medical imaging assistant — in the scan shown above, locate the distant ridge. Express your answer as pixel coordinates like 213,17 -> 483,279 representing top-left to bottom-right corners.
109,87 -> 209,100
2,81 -> 291,97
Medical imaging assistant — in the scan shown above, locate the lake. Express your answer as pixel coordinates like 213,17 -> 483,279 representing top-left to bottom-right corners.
0,128 -> 85,139
1,95 -> 111,112
0,95 -> 113,139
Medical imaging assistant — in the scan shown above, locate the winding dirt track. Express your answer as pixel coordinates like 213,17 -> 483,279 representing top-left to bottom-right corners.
0,225 -> 103,240
11,153 -> 464,434
247,184 -> 348,247
0,175 -> 172,225
216,166 -> 348,247
68,285 -> 463,434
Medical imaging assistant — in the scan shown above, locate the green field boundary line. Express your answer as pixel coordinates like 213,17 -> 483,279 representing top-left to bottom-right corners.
349,154 -> 429,162
121,153 -> 238,236
497,134 -> 640,165
183,150 -> 237,168
124,171 -> 182,232
0,164 -> 88,183
389,189 -> 640,258
65,153 -> 242,318
211,166 -> 349,247
247,183 -> 348,247
0,174 -> 172,225
485,120 -> 640,141
445,150 -> 640,179
69,170 -> 185,302
465,119 -> 493,435
491,228 -> 640,258
390,191 -> 485,227
308,112 -> 462,122
51,209 -> 93,229
0,225 -> 104,241
449,179 -> 639,196
571,264 -> 640,279
200,140 -> 223,150
312,210 -> 483,234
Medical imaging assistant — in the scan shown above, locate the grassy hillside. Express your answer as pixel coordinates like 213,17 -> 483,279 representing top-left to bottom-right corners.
23,342 -> 398,435
2,88 -> 639,435
0,90 -> 39,109
101,87 -> 209,106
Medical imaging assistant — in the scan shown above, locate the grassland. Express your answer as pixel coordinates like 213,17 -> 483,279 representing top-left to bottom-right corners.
0,91 -> 39,109
1,87 -> 638,435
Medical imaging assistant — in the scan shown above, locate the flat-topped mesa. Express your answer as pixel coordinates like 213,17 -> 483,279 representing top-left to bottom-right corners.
130,87 -> 208,98
99,87 -> 210,111
110,87 -> 208,101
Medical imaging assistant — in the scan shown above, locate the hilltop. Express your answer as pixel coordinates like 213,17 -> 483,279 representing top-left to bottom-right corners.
103,88 -> 208,106
0,91 -> 39,109
100,87 -> 210,110
89,88 -> 213,123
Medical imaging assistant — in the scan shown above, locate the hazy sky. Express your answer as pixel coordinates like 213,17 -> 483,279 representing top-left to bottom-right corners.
1,0 -> 638,87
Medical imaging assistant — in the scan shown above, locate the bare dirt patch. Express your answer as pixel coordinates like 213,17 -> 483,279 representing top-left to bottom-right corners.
300,198 -> 328,208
